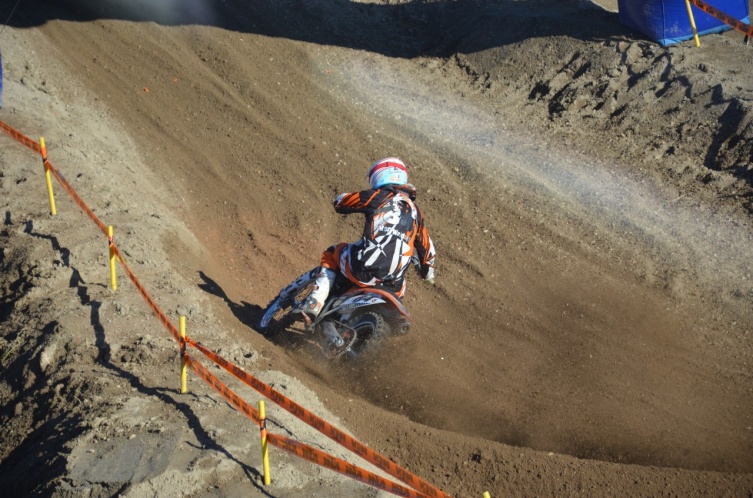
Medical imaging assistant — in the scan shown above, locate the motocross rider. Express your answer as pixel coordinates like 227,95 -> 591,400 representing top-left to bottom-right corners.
294,157 -> 436,319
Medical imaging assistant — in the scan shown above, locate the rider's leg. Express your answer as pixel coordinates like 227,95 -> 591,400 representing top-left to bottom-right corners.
295,244 -> 343,318
300,266 -> 335,317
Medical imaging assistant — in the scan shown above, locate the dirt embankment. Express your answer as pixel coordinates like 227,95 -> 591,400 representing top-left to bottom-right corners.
1,1 -> 753,497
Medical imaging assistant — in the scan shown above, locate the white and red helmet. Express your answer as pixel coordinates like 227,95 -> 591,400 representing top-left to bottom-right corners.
367,157 -> 408,189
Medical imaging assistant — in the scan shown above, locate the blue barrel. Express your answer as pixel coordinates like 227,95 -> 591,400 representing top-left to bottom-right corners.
618,0 -> 750,46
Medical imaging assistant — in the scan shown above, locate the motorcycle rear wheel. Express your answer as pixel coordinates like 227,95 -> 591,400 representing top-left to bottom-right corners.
343,311 -> 389,358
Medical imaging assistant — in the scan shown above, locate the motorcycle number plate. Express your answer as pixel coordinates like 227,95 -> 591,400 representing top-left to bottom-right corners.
334,295 -> 385,309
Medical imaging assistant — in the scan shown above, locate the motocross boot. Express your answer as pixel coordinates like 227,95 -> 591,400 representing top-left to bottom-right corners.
293,267 -> 335,321
295,295 -> 323,321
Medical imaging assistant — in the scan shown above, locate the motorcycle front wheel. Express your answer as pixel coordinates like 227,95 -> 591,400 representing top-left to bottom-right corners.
258,282 -> 314,334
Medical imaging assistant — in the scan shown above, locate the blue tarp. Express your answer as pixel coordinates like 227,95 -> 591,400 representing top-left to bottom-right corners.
618,0 -> 750,46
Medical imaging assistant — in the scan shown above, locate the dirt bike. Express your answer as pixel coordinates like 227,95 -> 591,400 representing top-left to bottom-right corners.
258,268 -> 412,360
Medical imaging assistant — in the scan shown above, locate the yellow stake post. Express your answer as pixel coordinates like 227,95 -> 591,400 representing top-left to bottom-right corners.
483,492 -> 492,498
260,400 -> 271,485
107,226 -> 117,290
180,316 -> 188,394
685,0 -> 701,47
39,138 -> 57,216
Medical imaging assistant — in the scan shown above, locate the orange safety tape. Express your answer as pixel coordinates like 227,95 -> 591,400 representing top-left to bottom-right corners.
689,0 -> 753,37
0,120 -> 109,234
109,242 -> 182,344
47,159 -> 181,344
1,120 -> 447,497
184,353 -> 430,498
45,160 -> 108,235
266,433 -> 432,498
48,159 -> 182,344
184,353 -> 262,424
0,120 -> 43,154
187,338 -> 452,498
1,121 -> 180,345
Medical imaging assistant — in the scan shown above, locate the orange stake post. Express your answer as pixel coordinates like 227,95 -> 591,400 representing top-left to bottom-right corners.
180,316 -> 188,394
40,137 -> 57,215
260,400 -> 271,485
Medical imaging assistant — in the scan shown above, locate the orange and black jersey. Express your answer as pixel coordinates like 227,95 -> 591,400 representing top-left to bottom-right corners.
334,184 -> 436,285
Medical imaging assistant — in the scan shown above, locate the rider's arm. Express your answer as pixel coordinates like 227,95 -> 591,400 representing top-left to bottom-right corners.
333,189 -> 386,214
414,208 -> 436,284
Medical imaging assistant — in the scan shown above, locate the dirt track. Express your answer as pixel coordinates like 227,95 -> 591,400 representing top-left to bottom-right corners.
1,1 -> 753,497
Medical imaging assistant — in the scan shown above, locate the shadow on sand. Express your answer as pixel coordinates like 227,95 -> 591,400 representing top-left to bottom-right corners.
7,0 -> 627,58
197,271 -> 322,356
